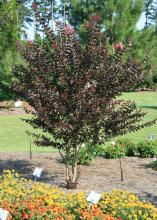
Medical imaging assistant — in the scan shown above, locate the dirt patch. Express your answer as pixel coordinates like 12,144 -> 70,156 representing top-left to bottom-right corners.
0,152 -> 157,206
0,101 -> 31,115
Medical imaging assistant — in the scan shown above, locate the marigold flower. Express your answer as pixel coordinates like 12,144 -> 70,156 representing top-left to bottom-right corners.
22,212 -> 29,219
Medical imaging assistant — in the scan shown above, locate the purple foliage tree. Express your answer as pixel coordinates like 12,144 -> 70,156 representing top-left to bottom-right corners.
13,13 -> 156,189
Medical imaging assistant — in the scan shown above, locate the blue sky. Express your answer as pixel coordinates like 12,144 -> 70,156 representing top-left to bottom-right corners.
26,12 -> 146,40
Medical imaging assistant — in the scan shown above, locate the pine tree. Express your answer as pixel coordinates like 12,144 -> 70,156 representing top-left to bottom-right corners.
64,0 -> 144,49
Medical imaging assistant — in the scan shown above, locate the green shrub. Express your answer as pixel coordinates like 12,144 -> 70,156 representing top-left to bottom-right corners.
0,83 -> 16,101
78,144 -> 105,165
103,144 -> 126,159
152,73 -> 157,84
61,144 -> 104,165
136,75 -> 154,89
137,141 -> 157,158
117,138 -> 136,156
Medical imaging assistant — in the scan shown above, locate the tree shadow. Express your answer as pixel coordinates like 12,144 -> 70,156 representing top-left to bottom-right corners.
139,192 -> 157,206
0,159 -> 62,186
139,105 -> 157,110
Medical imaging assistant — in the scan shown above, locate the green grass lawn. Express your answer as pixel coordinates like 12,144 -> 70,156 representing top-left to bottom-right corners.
0,114 -> 54,152
120,92 -> 157,142
0,92 -> 156,152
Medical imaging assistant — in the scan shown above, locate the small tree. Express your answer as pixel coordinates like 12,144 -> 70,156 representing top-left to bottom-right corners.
13,14 -> 156,189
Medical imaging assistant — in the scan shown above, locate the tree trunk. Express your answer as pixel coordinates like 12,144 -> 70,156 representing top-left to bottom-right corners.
65,162 -> 80,189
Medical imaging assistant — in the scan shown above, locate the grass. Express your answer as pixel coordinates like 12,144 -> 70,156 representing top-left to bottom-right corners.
0,114 -> 54,152
119,92 -> 157,142
0,92 -> 156,152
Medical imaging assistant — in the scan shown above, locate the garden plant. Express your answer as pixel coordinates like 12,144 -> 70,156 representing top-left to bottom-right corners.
0,170 -> 157,220
13,7 -> 157,188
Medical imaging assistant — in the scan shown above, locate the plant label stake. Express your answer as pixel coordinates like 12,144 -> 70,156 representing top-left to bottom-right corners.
14,100 -> 22,108
86,191 -> 101,207
148,134 -> 154,141
0,208 -> 9,220
33,167 -> 43,182
30,139 -> 32,160
119,157 -> 124,182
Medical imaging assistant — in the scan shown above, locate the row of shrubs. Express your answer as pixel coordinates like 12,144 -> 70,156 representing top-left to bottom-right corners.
0,170 -> 157,220
103,139 -> 157,159
77,139 -> 157,165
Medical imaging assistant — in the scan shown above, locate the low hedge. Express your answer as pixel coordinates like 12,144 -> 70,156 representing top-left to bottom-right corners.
102,139 -> 157,159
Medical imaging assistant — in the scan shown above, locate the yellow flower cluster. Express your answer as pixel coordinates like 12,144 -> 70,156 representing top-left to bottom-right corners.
0,170 -> 157,220
99,190 -> 157,220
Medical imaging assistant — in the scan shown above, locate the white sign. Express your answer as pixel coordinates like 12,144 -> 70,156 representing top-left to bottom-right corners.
0,208 -> 9,220
148,134 -> 154,141
14,100 -> 22,108
33,167 -> 43,178
86,191 -> 101,204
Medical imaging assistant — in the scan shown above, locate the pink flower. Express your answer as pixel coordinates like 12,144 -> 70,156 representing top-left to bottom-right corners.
27,40 -> 33,46
91,14 -> 101,22
65,24 -> 74,36
51,42 -> 57,49
32,3 -> 37,10
15,40 -> 20,47
115,42 -> 123,50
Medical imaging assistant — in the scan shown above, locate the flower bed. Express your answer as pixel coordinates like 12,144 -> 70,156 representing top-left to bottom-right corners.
0,170 -> 157,219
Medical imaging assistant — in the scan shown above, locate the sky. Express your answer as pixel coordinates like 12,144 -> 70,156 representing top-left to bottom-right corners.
26,12 -> 146,40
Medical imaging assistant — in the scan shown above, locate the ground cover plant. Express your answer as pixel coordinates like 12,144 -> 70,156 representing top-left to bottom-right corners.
13,8 -> 157,188
0,170 -> 157,220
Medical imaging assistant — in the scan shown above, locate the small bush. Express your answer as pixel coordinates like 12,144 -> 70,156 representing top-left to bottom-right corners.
117,138 -> 136,156
152,73 -> 157,84
103,144 -> 126,159
61,144 -> 104,165
78,144 -> 104,165
137,141 -> 157,158
0,83 -> 16,101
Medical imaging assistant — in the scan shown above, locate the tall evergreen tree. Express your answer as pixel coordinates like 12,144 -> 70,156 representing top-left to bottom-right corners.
64,0 -> 144,49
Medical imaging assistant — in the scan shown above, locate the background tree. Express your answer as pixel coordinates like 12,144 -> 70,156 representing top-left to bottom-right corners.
64,0 -> 144,49
0,0 -> 18,96
31,0 -> 57,39
0,0 -> 33,99
14,14 -> 156,189
144,0 -> 157,28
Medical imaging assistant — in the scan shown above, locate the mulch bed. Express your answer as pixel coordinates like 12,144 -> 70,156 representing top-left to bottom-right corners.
0,152 -> 157,206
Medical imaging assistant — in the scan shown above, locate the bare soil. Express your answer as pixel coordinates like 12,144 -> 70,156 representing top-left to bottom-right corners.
0,101 -> 30,115
0,152 -> 157,206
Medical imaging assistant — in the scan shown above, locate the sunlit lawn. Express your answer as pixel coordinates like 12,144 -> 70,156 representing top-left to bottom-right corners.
0,114 -> 54,152
0,92 -> 156,152
120,92 -> 157,142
